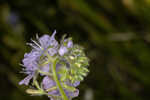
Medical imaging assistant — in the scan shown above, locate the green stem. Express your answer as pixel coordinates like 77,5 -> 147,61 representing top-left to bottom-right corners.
52,58 -> 69,100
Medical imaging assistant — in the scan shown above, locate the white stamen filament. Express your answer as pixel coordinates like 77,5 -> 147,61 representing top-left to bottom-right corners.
31,39 -> 43,49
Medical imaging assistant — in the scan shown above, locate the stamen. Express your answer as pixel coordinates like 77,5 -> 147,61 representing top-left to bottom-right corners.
19,63 -> 25,67
50,30 -> 57,41
36,34 -> 39,39
26,43 -> 39,50
31,39 -> 43,49
51,30 -> 56,37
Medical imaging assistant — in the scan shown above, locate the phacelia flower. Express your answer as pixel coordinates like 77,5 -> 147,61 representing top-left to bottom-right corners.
19,30 -> 89,100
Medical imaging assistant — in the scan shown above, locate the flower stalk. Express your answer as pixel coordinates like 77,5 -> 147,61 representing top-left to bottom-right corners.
52,58 -> 69,100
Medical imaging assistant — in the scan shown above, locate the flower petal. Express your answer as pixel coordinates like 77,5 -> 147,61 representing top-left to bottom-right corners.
58,46 -> 68,56
39,35 -> 51,48
19,74 -> 34,85
42,76 -> 56,89
67,40 -> 73,48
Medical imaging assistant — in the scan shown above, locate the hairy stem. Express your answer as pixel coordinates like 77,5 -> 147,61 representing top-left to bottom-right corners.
52,58 -> 69,100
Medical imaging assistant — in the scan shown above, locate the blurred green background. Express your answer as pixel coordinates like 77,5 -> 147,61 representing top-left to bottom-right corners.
0,0 -> 150,100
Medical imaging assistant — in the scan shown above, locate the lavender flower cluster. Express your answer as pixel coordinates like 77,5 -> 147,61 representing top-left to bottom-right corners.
19,30 -> 89,100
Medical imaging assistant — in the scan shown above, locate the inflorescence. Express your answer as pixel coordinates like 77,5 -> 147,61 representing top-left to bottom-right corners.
19,30 -> 89,100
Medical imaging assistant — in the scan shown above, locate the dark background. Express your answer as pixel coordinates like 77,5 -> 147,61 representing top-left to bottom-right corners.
0,0 -> 150,100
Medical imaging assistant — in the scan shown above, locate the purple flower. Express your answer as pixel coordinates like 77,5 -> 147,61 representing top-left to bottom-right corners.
58,38 -> 73,56
38,30 -> 58,49
38,30 -> 58,56
66,39 -> 73,48
42,76 -> 79,99
42,76 -> 60,97
19,74 -> 34,85
39,35 -> 51,48
40,64 -> 50,73
58,46 -> 68,56
42,76 -> 56,89
19,31 -> 58,85
19,31 -> 87,100
19,51 -> 39,85
22,51 -> 39,71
